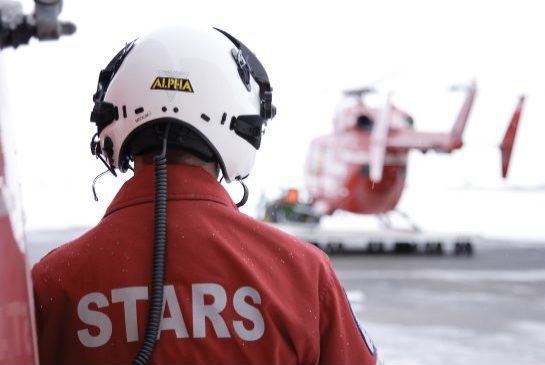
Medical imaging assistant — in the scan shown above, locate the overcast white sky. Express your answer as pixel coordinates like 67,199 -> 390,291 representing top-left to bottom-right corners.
2,0 -> 545,241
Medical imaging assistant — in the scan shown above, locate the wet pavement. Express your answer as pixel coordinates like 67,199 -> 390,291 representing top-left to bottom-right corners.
333,241 -> 545,364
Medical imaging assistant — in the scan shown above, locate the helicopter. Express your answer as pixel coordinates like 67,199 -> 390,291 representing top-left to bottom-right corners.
0,0 -> 74,363
263,82 -> 525,228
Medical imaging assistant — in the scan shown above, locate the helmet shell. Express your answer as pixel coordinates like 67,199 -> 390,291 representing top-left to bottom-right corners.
97,26 -> 267,182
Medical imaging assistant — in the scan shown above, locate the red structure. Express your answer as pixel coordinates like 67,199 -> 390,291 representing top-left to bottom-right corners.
500,96 -> 525,178
0,134 -> 37,365
0,1 -> 75,362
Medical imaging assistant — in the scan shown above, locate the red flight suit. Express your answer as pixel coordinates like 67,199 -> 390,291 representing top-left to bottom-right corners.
32,164 -> 377,365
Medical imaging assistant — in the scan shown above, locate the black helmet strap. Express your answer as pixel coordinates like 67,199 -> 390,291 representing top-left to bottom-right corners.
213,27 -> 276,120
90,40 -> 136,135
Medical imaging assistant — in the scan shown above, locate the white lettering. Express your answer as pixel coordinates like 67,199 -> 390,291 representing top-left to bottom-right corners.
6,302 -> 26,357
192,284 -> 230,338
233,286 -> 265,341
75,283 -> 264,346
111,286 -> 148,342
77,292 -> 112,348
158,285 -> 189,339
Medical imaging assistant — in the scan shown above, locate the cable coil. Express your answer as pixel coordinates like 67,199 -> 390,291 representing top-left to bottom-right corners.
132,126 -> 170,365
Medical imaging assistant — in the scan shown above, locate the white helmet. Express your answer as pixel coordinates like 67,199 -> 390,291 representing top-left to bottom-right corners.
90,26 -> 275,182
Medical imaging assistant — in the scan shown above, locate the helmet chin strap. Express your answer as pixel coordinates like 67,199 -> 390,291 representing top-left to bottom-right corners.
218,174 -> 249,208
236,179 -> 249,208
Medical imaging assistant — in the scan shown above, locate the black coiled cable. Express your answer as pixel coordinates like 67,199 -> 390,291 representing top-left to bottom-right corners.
132,125 -> 170,365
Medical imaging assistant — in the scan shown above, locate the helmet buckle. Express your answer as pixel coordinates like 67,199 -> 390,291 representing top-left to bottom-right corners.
231,48 -> 251,91
260,90 -> 276,119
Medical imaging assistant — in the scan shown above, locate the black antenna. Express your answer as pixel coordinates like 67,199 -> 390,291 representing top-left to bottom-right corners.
91,170 -> 111,202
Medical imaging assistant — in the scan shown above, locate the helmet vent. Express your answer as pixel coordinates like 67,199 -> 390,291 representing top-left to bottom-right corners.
173,107 -> 179,113
201,113 -> 211,122
221,113 -> 227,125
135,107 -> 144,114
162,106 -> 167,112
122,105 -> 127,118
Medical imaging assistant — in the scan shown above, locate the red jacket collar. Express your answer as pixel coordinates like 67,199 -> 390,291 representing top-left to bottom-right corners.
105,164 -> 237,217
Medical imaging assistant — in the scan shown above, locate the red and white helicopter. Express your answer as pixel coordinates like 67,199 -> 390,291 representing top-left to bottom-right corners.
0,1 -> 74,363
263,83 -> 525,228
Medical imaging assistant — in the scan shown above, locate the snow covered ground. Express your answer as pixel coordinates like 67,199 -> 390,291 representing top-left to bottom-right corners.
28,229 -> 545,365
